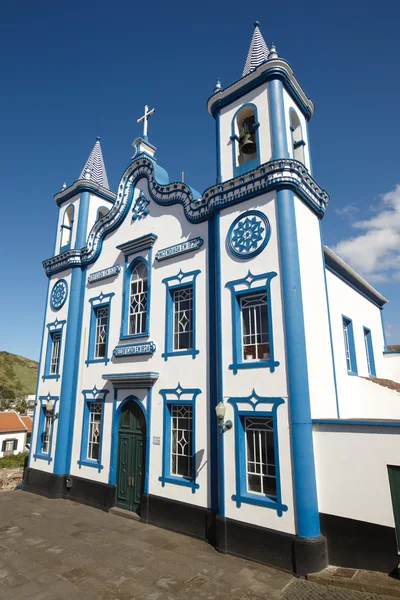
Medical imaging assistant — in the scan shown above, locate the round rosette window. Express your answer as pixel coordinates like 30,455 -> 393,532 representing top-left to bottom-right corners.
50,279 -> 68,311
227,210 -> 271,259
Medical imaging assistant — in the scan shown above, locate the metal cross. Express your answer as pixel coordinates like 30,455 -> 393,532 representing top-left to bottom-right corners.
137,105 -> 155,138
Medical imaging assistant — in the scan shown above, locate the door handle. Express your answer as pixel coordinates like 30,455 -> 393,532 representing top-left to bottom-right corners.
128,476 -> 131,487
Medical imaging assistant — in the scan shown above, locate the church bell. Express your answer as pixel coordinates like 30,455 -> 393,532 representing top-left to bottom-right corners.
239,133 -> 256,155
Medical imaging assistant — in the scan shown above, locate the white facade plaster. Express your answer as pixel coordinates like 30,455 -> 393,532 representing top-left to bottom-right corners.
0,431 -> 27,458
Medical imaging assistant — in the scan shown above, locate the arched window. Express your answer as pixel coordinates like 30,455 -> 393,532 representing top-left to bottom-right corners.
60,205 -> 74,252
129,262 -> 148,335
96,207 -> 108,221
236,106 -> 258,167
290,110 -> 305,164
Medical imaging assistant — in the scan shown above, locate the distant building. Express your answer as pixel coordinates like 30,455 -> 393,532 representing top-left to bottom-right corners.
25,395 -> 36,417
0,412 -> 32,456
25,22 -> 400,576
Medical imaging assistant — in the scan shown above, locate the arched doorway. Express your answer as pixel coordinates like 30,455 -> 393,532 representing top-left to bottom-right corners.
116,399 -> 146,514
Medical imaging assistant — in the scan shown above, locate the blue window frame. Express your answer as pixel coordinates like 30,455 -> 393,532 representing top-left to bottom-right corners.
363,327 -> 376,377
342,315 -> 358,375
43,319 -> 66,381
226,270 -> 279,374
231,103 -> 261,177
159,384 -> 201,493
86,292 -> 114,365
33,394 -> 58,463
78,387 -> 109,471
162,269 -> 200,360
120,257 -> 151,340
228,391 -> 287,516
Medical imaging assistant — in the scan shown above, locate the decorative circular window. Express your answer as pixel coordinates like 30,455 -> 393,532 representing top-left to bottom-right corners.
227,210 -> 271,259
50,279 -> 68,310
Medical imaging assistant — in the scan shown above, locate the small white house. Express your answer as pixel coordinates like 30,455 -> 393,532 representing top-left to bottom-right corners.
0,412 -> 32,457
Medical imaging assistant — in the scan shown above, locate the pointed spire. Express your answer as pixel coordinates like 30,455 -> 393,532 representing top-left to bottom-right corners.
242,22 -> 269,77
79,137 -> 110,190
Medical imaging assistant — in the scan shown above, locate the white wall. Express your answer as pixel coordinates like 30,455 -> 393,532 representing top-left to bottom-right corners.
383,352 -> 400,383
314,424 -> 399,528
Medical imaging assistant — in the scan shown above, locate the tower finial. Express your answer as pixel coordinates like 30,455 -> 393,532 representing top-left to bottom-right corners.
242,22 -> 269,77
268,43 -> 278,60
214,78 -> 222,93
79,138 -> 110,189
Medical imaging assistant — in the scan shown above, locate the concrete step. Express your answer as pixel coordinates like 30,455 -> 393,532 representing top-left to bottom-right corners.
109,506 -> 141,522
308,566 -> 400,598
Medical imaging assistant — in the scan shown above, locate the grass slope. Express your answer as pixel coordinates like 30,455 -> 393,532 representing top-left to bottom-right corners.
0,352 -> 39,399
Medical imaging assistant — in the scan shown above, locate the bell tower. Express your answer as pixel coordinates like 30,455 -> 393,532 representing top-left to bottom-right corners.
208,22 -> 314,183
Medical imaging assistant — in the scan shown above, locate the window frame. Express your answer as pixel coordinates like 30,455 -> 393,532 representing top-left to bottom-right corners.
33,395 -> 58,463
342,315 -> 358,375
230,103 -> 261,177
229,392 -> 287,516
120,256 -> 151,341
78,388 -> 109,471
363,327 -> 376,377
43,320 -> 66,381
159,384 -> 201,493
226,271 -> 279,374
2,439 -> 18,453
86,293 -> 114,365
162,269 -> 200,360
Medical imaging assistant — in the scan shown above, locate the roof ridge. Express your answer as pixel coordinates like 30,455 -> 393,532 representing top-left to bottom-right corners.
16,412 -> 28,431
243,22 -> 269,77
79,137 -> 110,190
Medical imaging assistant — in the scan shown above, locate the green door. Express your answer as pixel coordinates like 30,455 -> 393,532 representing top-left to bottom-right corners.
116,401 -> 146,514
388,465 -> 400,552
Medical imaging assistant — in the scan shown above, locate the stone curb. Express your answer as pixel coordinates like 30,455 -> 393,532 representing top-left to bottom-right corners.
308,571 -> 400,599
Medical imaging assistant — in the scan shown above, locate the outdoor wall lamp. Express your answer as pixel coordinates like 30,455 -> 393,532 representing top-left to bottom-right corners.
215,402 -> 232,433
46,400 -> 59,420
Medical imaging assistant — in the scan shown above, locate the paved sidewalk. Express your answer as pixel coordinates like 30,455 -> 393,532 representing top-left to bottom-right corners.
0,490 -> 394,600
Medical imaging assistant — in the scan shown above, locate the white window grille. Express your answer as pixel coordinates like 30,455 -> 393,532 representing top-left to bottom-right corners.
129,263 -> 148,335
5,440 -> 14,452
42,414 -> 52,454
171,405 -> 192,478
50,332 -> 61,374
240,292 -> 269,361
88,402 -> 102,461
173,287 -> 193,350
343,320 -> 351,371
95,307 -> 109,358
245,417 -> 276,497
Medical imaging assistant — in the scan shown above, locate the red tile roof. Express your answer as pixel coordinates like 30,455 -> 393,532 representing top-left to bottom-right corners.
0,412 -> 31,433
20,416 -> 32,433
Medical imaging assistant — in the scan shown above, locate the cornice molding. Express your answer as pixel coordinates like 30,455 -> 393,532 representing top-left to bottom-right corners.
54,180 -> 116,206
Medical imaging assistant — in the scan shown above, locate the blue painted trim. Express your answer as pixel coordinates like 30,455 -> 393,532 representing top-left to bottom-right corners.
275,187 -> 320,538
55,182 -> 116,207
86,292 -> 114,365
231,103 -> 261,177
313,419 -> 400,427
42,319 -> 66,381
380,309 -> 388,351
54,266 -> 87,475
78,387 -> 109,472
342,315 -> 358,375
120,256 -> 150,340
319,224 -> 340,418
113,341 -> 156,357
269,79 -> 289,160
109,394 -> 147,487
363,327 -> 376,377
75,191 -> 90,249
225,271 -> 279,374
161,269 -> 200,360
227,210 -> 271,259
144,387 -> 152,494
50,278 -> 69,310
33,395 -> 59,464
384,350 -> 400,355
159,384 -> 201,494
216,110 -> 222,184
228,392 -> 288,516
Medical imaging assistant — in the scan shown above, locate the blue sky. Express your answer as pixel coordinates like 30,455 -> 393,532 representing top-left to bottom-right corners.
1,0 -> 399,360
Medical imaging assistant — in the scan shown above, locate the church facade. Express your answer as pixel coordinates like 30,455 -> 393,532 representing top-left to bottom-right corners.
25,23 -> 400,576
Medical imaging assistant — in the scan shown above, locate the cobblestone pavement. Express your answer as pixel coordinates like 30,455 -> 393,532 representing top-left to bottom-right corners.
0,490 -> 392,599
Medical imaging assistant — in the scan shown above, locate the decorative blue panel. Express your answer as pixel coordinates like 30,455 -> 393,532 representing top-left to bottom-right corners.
113,341 -> 156,357
155,237 -> 204,262
50,279 -> 68,310
227,210 -> 270,259
132,191 -> 150,221
88,265 -> 121,283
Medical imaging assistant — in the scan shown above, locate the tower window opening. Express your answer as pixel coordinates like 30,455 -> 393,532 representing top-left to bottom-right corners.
237,107 -> 257,166
60,205 -> 74,252
290,110 -> 305,164
96,207 -> 108,221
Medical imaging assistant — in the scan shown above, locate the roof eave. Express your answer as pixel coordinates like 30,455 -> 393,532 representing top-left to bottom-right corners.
54,180 -> 116,207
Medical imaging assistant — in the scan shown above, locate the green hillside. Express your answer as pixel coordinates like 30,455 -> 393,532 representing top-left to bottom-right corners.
0,351 -> 39,400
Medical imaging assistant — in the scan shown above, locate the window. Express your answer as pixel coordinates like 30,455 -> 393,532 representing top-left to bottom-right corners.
78,389 -> 108,470
229,392 -> 287,516
96,207 -> 108,221
226,271 -> 279,374
363,327 -> 376,377
173,287 -> 193,351
342,316 -> 357,375
43,321 -> 65,381
86,293 -> 114,365
42,414 -> 52,454
2,439 -> 17,453
162,269 -> 200,360
60,205 -> 74,252
159,384 -> 201,492
129,262 -> 148,335
33,396 -> 58,463
289,110 -> 305,164
232,104 -> 260,177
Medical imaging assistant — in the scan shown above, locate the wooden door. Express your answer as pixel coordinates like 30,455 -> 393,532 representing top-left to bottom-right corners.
116,401 -> 146,514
